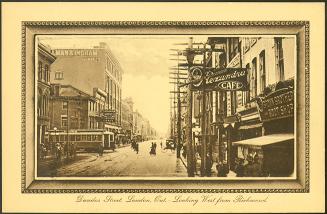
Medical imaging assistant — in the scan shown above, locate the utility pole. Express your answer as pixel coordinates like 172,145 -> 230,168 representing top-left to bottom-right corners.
176,52 -> 181,158
200,44 -> 207,177
186,37 -> 195,177
66,99 -> 69,159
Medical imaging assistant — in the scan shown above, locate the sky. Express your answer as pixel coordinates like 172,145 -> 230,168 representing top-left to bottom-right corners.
39,35 -> 208,136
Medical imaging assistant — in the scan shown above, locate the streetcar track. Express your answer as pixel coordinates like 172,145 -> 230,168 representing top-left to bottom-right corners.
57,151 -> 124,176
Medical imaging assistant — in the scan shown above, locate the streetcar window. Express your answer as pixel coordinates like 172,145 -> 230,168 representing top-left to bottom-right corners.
97,135 -> 102,141
81,135 -> 86,141
70,135 -> 75,141
60,135 -> 65,141
92,135 -> 97,141
50,135 -> 54,142
76,135 -> 81,141
87,135 -> 91,141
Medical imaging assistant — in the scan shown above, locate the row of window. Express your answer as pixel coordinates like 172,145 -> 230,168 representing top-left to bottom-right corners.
89,117 -> 99,129
238,38 -> 285,108
60,115 -> 85,129
38,61 -> 50,83
49,134 -> 102,142
62,100 -> 105,113
105,75 -> 122,118
55,71 -> 64,80
37,94 -> 49,117
106,57 -> 122,82
88,100 -> 105,112
240,50 -> 266,106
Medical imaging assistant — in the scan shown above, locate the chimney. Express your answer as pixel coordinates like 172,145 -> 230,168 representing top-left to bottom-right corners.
99,42 -> 107,48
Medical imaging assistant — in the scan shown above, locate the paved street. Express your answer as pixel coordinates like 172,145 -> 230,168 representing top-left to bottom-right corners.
51,140 -> 187,177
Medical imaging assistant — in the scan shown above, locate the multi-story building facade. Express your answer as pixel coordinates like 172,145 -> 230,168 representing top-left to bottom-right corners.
205,37 -> 295,176
50,42 -> 123,133
49,84 -> 107,131
121,97 -> 134,139
37,43 -> 56,158
180,37 -> 295,176
133,110 -> 156,141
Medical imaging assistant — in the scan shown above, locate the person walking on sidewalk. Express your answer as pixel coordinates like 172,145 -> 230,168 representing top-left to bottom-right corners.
98,143 -> 104,157
205,154 -> 213,177
244,155 -> 254,177
252,155 -> 263,177
235,158 -> 245,177
216,160 -> 229,177
55,143 -> 62,167
135,143 -> 139,154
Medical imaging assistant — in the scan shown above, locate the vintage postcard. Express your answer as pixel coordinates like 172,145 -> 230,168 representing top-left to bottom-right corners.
35,35 -> 297,180
2,2 -> 325,213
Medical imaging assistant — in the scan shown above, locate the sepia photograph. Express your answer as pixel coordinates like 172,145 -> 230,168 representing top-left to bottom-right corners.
36,35 -> 296,179
2,2 -> 325,213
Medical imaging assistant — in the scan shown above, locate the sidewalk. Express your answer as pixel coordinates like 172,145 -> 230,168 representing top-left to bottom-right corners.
179,156 -> 237,177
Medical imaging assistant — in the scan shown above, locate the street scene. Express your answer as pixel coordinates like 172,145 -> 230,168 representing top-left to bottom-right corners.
39,139 -> 186,177
37,35 -> 295,178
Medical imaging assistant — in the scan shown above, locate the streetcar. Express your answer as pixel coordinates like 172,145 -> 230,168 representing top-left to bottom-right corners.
48,129 -> 115,152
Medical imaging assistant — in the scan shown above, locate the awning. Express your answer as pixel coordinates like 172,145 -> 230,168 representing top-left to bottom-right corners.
232,133 -> 294,147
223,115 -> 239,124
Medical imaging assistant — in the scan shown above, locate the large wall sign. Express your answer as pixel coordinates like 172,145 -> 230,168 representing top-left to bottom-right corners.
206,68 -> 248,91
101,110 -> 116,123
256,88 -> 294,122
190,66 -> 203,87
52,49 -> 98,56
189,67 -> 248,91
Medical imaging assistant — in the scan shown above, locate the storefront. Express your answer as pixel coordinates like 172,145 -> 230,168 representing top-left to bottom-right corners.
232,133 -> 294,176
231,79 -> 295,177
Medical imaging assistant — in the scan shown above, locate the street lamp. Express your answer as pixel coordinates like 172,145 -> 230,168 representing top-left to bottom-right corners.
53,127 -> 57,153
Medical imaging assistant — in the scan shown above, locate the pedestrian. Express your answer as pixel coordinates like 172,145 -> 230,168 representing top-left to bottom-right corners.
216,160 -> 229,177
71,142 -> 77,159
98,144 -> 104,157
40,143 -> 47,160
55,143 -> 62,167
244,155 -> 254,177
182,144 -> 187,158
205,155 -> 212,177
154,142 -> 157,154
252,155 -> 263,177
64,142 -> 69,160
150,143 -> 156,155
135,143 -> 139,154
235,158 -> 245,177
160,142 -> 162,148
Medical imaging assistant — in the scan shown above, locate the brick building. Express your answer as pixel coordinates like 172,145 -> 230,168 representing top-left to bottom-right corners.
49,84 -> 107,131
50,42 -> 123,132
37,43 -> 56,158
200,37 -> 295,176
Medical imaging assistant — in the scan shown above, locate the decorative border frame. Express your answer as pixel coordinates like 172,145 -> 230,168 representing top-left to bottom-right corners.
21,21 -> 310,193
